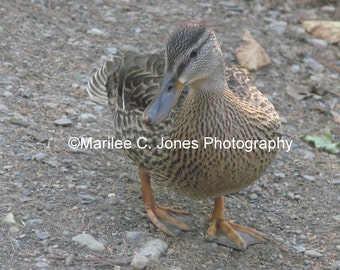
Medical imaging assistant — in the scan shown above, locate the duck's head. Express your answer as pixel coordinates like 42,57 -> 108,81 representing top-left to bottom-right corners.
144,24 -> 224,124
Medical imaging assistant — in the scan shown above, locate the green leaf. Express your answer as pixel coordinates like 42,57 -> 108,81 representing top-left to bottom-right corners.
304,129 -> 340,154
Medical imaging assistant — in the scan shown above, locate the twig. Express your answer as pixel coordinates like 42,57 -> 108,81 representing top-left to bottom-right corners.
51,254 -> 129,266
311,52 -> 340,74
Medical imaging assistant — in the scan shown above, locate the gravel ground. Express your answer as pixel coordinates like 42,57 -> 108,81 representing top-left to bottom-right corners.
0,1 -> 339,269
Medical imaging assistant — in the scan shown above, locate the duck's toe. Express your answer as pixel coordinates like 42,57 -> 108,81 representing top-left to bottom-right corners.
206,218 -> 266,250
146,205 -> 192,236
139,167 -> 191,236
205,197 -> 266,250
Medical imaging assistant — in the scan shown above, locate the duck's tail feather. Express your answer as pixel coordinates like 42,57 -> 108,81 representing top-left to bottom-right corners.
86,56 -> 122,105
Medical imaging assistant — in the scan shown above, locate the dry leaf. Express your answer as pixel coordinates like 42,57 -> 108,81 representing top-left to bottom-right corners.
236,30 -> 271,71
303,21 -> 340,44
286,84 -> 313,100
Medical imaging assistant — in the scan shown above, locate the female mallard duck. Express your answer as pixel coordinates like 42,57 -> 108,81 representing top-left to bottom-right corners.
87,23 -> 281,250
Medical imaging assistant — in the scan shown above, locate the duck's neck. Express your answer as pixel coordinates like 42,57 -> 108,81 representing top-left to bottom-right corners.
190,63 -> 226,97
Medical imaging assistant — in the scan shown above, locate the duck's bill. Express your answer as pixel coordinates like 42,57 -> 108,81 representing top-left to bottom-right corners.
144,74 -> 185,124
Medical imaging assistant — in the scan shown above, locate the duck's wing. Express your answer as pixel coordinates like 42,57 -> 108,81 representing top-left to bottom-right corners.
87,51 -> 165,113
226,67 -> 280,116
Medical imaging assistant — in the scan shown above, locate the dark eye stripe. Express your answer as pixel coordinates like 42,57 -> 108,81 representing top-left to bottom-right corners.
188,33 -> 211,60
190,49 -> 198,58
171,32 -> 213,78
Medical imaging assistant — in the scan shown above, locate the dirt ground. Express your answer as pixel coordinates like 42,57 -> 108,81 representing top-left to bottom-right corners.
0,0 -> 339,269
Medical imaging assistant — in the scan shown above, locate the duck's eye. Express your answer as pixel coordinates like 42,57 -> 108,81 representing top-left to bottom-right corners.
190,49 -> 198,58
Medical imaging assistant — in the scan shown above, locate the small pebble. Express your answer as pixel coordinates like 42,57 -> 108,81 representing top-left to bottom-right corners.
275,172 -> 286,178
1,213 -> 17,225
290,214 -> 298,220
108,193 -> 116,198
329,73 -> 339,80
9,226 -> 20,234
310,74 -> 323,83
249,193 -> 258,200
333,215 -> 340,222
33,153 -> 48,161
274,236 -> 285,243
295,230 -> 301,235
287,192 -> 295,200
35,230 -> 50,240
71,83 -> 79,89
250,185 -> 262,194
303,56 -> 324,72
78,194 -> 96,202
44,158 -> 60,168
27,219 -> 43,226
3,165 -> 12,170
44,102 -> 59,109
303,175 -> 315,182
11,114 -> 29,127
279,116 -> 287,124
301,150 -> 315,160
321,5 -> 336,13
299,234 -> 307,241
269,70 -> 279,77
35,262 -> 49,268
304,259 -> 311,265
131,253 -> 149,270
121,44 -> 139,53
54,118 -> 73,127
72,233 -> 105,251
3,91 -> 13,98
294,245 -> 306,253
68,184 -> 76,189
76,185 -> 88,190
307,38 -> 328,47
79,113 -> 97,121
273,183 -> 282,192
107,47 -> 117,54
268,20 -> 287,35
65,108 -> 77,116
139,239 -> 168,259
21,189 -> 31,196
191,244 -> 199,250
65,254 -> 75,266
87,28 -> 105,35
126,231 -> 150,240
331,179 -> 340,185
305,249 -> 322,258
332,261 -> 340,270
291,65 -> 300,73
20,153 -> 32,160
211,242 -> 219,249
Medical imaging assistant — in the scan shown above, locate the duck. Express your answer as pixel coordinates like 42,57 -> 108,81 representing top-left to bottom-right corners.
86,23 -> 281,250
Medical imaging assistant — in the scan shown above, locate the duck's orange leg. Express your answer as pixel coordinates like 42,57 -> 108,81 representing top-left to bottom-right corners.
206,196 -> 266,250
139,168 -> 191,236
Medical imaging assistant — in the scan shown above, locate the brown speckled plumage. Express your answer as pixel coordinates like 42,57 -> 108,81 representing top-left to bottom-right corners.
87,24 -> 281,249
